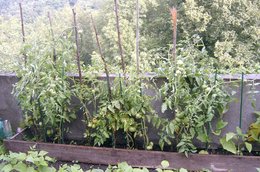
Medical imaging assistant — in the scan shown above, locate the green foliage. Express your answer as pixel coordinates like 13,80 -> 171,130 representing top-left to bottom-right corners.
12,33 -> 76,143
247,119 -> 260,143
0,150 -> 211,172
220,127 -> 252,155
0,141 -> 7,155
58,164 -> 84,172
0,149 -> 56,172
1,0 -> 259,73
245,82 -> 260,143
148,41 -> 231,154
0,149 -> 85,172
142,0 -> 260,73
85,75 -> 155,148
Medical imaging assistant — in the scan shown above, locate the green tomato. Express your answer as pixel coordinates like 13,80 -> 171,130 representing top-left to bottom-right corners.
88,122 -> 93,128
175,117 -> 181,123
92,118 -> 97,124
136,113 -> 142,119
205,87 -> 211,92
47,129 -> 53,136
129,126 -> 136,132
175,113 -> 184,119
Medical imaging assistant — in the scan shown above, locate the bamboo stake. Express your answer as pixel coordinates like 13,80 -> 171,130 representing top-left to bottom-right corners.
114,0 -> 126,76
136,0 -> 140,75
72,8 -> 82,83
170,7 -> 177,64
90,14 -> 112,100
48,12 -> 57,63
19,2 -> 27,65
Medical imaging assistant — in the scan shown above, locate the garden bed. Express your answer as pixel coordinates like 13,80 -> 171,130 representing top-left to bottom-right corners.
3,129 -> 260,172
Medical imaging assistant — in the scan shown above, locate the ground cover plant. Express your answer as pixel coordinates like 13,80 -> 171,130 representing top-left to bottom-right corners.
0,149 -> 212,172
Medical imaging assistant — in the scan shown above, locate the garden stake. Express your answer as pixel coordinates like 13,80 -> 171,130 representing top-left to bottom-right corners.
206,70 -> 218,149
19,2 -> 27,65
119,73 -> 123,97
60,51 -> 66,144
170,7 -> 177,65
48,12 -> 57,63
114,0 -> 126,77
72,8 -> 82,84
170,7 -> 178,122
239,73 -> 244,129
90,14 -> 112,101
136,0 -> 140,75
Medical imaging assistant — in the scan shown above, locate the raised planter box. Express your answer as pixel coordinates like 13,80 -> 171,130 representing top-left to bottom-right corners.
1,73 -> 260,148
3,129 -> 260,172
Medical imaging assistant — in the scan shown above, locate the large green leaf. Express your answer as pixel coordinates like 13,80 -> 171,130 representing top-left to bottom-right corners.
220,137 -> 237,154
226,132 -> 236,142
245,142 -> 252,153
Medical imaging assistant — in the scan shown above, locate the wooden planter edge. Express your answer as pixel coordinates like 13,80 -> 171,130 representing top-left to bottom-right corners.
3,130 -> 260,172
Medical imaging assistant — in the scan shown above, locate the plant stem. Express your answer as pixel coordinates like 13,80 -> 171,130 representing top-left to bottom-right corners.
48,12 -> 57,63
72,8 -> 82,84
90,14 -> 112,101
19,3 -> 27,65
114,0 -> 126,76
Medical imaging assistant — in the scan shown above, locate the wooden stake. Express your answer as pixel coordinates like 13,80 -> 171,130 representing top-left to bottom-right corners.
114,0 -> 126,76
48,12 -> 57,63
19,3 -> 27,65
170,7 -> 177,64
136,0 -> 140,75
91,14 -> 112,100
72,8 -> 82,83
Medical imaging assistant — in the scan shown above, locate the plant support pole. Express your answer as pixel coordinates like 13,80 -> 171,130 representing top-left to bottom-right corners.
136,0 -> 140,75
48,12 -> 57,63
170,7 -> 177,64
114,0 -> 126,76
239,73 -> 244,129
91,14 -> 112,100
72,8 -> 82,83
19,3 -> 27,65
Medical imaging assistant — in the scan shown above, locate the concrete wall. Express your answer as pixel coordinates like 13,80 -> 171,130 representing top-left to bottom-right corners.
0,73 -> 23,131
0,73 -> 259,148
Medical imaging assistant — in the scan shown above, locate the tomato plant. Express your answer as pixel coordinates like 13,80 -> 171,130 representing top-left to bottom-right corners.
85,75 -> 155,149
148,40 -> 231,155
13,34 -> 76,143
